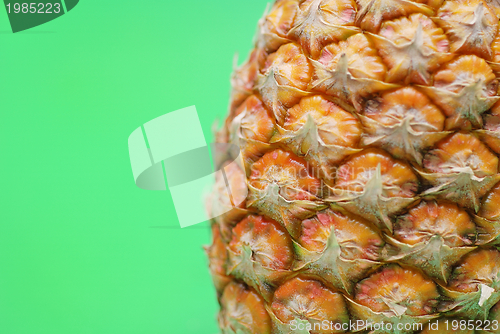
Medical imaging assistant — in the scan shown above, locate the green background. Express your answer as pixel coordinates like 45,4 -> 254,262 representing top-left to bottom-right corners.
0,1 -> 268,333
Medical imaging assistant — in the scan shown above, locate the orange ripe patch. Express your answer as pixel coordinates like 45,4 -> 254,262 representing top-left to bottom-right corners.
258,43 -> 312,123
206,224 -> 231,292
288,0 -> 358,58
423,133 -> 498,177
354,265 -> 440,316
284,95 -> 362,147
233,95 -> 275,143
449,248 -> 500,293
310,33 -> 394,110
262,43 -> 312,91
479,182 -> 500,220
375,13 -> 451,85
364,87 -> 445,132
318,34 -> 386,82
223,162 -> 248,209
271,277 -> 349,333
493,25 -> 500,64
265,0 -> 298,37
209,161 -> 247,238
219,282 -> 272,334
335,149 -> 418,197
394,201 -> 476,247
250,149 -> 322,200
433,56 -> 497,96
212,160 -> 247,211
424,0 -> 445,8
258,0 -> 298,52
208,224 -> 228,271
229,215 -> 294,271
299,209 -> 383,258
436,0 -> 498,59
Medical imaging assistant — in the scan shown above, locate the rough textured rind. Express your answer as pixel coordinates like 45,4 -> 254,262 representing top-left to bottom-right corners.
206,0 -> 500,333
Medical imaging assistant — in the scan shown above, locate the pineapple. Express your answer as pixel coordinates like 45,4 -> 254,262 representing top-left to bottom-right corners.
206,0 -> 500,333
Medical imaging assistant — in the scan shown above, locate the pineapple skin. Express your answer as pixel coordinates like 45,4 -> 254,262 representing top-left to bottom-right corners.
206,0 -> 500,333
